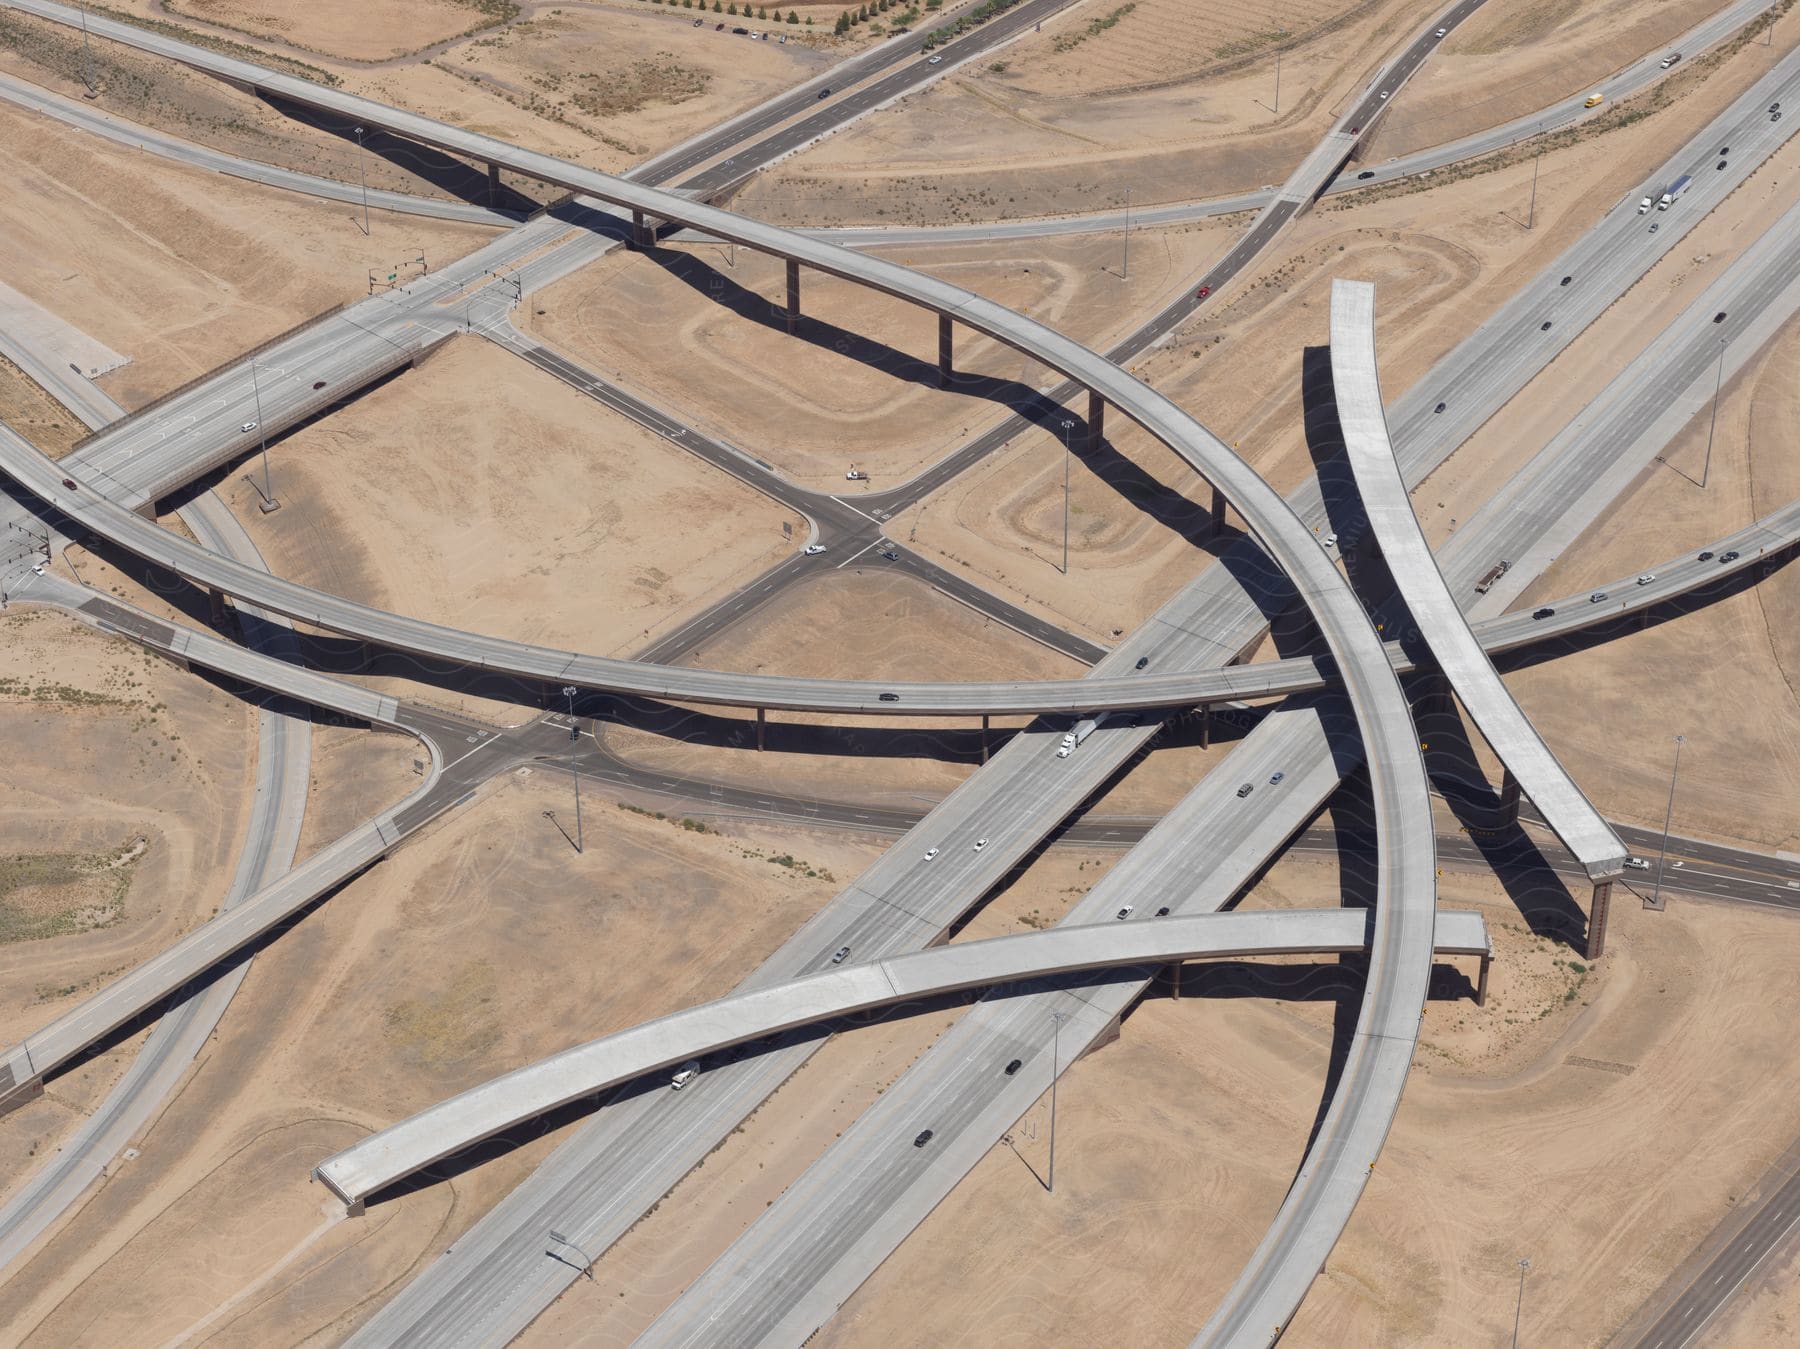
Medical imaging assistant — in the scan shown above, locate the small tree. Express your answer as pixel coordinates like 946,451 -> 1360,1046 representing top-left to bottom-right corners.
713,0 -> 722,12
788,9 -> 799,21
806,13 -> 814,23
859,3 -> 868,17
758,5 -> 768,17
835,9 -> 849,31
726,2 -> 736,13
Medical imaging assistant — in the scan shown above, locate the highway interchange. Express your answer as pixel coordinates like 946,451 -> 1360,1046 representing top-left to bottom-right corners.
0,0 -> 1797,1344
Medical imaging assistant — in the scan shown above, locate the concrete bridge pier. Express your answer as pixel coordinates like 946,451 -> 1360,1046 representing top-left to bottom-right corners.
207,587 -> 229,628
1588,880 -> 1613,960
937,314 -> 953,387
1475,950 -> 1490,1006
979,713 -> 989,763
1086,389 -> 1105,454
756,706 -> 766,751
486,161 -> 501,205
1497,768 -> 1521,825
786,260 -> 801,335
1198,705 -> 1211,749
1209,484 -> 1228,539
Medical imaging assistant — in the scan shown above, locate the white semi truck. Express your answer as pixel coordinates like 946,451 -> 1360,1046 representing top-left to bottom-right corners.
1657,173 -> 1693,209
1057,712 -> 1110,758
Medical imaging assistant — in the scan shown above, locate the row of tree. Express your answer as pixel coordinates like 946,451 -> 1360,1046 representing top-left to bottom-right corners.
646,0 -> 812,21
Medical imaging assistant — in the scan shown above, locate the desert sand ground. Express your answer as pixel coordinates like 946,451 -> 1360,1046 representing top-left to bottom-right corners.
8,0 -> 832,188
1504,307 -> 1800,852
777,860 -> 1800,1348
209,335 -> 799,717
527,219 -> 1234,487
0,356 -> 85,459
735,0 -> 1731,225
886,26 -> 1797,644
0,96 -> 497,409
603,565 -> 1086,806
0,771 -> 882,1345
0,608 -> 253,1195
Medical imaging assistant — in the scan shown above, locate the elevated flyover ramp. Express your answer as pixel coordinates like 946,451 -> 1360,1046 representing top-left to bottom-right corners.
1330,279 -> 1627,881
313,908 -> 1491,1211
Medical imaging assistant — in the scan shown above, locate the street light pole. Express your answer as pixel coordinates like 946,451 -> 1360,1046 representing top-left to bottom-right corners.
1121,187 -> 1131,281
1527,126 -> 1543,229
80,0 -> 97,98
250,355 -> 275,511
1047,1009 -> 1069,1193
548,1229 -> 594,1280
1700,339 -> 1726,489
354,125 -> 370,236
562,684 -> 583,854
1058,418 -> 1075,575
1274,48 -> 1281,115
1511,1258 -> 1531,1347
1651,734 -> 1686,907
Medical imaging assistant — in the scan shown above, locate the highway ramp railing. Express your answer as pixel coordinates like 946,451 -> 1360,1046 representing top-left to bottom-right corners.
311,908 -> 1491,1211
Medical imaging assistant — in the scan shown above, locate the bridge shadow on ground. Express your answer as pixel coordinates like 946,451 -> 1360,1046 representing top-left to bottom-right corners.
635,245 -> 1284,586
260,92 -> 543,216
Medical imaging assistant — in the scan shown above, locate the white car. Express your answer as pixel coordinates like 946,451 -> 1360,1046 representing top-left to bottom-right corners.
1379,90 -> 1390,100
1115,905 -> 1134,920
1636,573 -> 1656,585
1323,532 -> 1338,550
1435,27 -> 1447,37
923,846 -> 940,861
928,54 -> 942,65
803,543 -> 827,555
1624,857 -> 1651,870
31,563 -> 46,576
973,837 -> 988,852
240,420 -> 258,433
670,1060 -> 701,1090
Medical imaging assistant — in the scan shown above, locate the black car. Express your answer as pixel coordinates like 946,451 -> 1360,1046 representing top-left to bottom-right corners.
818,87 -> 831,98
1698,550 -> 1714,561
1720,146 -> 1729,155
312,379 -> 327,389
1155,906 -> 1171,917
1434,401 -> 1446,413
1718,161 -> 1728,170
1714,311 -> 1727,323
1540,320 -> 1552,331
879,692 -> 900,702
1004,1059 -> 1022,1076
913,1129 -> 934,1147
1533,607 -> 1555,619
1560,276 -> 1572,286
1135,656 -> 1150,670
1357,170 -> 1375,180
732,25 -> 748,33
1720,550 -> 1739,563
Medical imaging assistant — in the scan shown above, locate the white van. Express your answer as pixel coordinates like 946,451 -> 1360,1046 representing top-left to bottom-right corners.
671,1060 -> 701,1090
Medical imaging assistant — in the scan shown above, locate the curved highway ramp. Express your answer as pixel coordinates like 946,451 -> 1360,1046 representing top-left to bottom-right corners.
312,909 -> 1491,1211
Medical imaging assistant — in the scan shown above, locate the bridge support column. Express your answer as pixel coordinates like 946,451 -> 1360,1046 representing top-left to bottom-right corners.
756,706 -> 766,751
1475,951 -> 1490,1007
1168,961 -> 1181,1001
980,714 -> 989,764
631,210 -> 649,248
1198,705 -> 1211,749
1086,389 -> 1105,455
486,161 -> 501,205
207,587 -> 229,628
1588,879 -> 1613,961
937,314 -> 953,387
1497,768 -> 1521,825
1209,484 -> 1227,540
0,1075 -> 44,1118
786,260 -> 800,335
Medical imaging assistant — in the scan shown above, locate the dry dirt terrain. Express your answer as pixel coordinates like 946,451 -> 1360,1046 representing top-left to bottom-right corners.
887,26 -> 1797,646
529,220 -> 1233,487
774,861 -> 1800,1348
0,607 -> 253,1197
1506,307 -> 1800,852
605,565 -> 1087,806
0,772 -> 880,1345
0,94 -> 496,409
213,335 -> 799,717
736,0 -> 1731,225
54,0 -> 833,179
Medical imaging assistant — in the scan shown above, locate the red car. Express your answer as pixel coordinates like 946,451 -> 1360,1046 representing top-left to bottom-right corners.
61,477 -> 77,490
1195,286 -> 1211,300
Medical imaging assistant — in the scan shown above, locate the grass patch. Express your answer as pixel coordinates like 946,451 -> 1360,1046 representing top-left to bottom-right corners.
383,960 -> 502,1069
0,837 -> 147,944
1052,2 -> 1135,54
